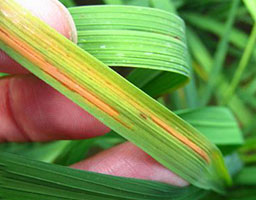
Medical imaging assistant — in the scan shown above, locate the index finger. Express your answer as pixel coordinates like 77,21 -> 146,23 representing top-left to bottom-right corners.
0,0 -> 77,74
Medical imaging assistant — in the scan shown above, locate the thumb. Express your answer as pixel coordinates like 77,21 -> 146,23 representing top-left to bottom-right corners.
0,0 -> 77,74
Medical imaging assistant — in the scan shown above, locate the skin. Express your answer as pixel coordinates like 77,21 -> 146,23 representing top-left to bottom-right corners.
0,0 -> 188,187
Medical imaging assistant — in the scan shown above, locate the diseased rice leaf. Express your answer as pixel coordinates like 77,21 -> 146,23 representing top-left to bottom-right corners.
0,1 -> 231,192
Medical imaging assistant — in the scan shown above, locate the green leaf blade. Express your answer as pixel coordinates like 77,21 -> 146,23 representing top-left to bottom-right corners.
0,152 -> 206,200
0,0 -> 231,192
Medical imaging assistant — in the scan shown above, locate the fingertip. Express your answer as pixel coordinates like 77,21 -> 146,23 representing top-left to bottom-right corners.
0,0 -> 77,74
71,142 -> 189,187
14,0 -> 77,42
51,0 -> 78,43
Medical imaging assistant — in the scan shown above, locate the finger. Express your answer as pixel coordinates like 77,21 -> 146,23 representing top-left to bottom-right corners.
0,0 -> 77,74
71,142 -> 188,187
0,75 -> 110,142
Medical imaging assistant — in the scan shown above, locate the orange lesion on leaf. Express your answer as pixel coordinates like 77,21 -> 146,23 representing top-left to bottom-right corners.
96,71 -> 210,162
106,84 -> 210,162
150,115 -> 210,163
0,26 -> 133,129
0,21 -> 208,162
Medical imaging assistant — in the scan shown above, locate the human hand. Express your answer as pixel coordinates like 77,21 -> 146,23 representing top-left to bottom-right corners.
0,0 -> 187,187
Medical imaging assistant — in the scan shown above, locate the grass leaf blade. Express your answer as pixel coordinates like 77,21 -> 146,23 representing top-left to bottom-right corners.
0,0 -> 231,192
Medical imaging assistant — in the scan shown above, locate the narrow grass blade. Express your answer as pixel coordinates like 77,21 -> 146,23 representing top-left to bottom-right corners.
224,23 -> 256,102
186,24 -> 253,127
200,0 -> 240,105
183,46 -> 199,109
184,71 -> 199,109
215,76 -> 253,127
183,13 -> 256,60
187,27 -> 213,80
0,1 -> 231,192
0,152 -> 207,200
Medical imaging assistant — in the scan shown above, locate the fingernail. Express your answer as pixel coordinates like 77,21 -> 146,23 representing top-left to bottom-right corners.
52,0 -> 78,43
14,0 -> 78,43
